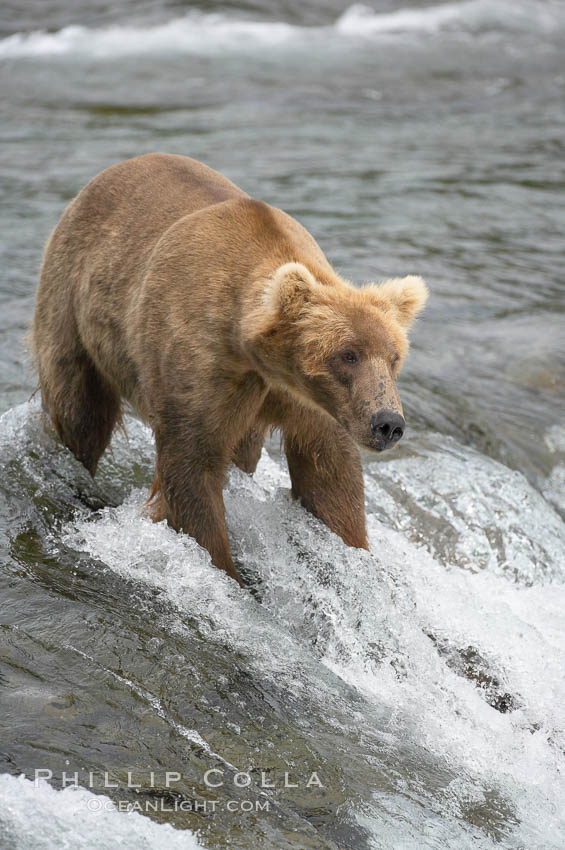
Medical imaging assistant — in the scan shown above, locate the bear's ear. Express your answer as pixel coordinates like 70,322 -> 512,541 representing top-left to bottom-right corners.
263,262 -> 317,317
367,275 -> 428,328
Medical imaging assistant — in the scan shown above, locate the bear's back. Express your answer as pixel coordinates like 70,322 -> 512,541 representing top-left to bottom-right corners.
56,153 -> 248,265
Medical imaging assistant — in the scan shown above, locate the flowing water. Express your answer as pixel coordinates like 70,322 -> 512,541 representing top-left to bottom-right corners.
1,1 -> 564,848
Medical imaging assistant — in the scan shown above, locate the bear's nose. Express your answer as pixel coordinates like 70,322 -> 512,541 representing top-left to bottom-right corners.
370,410 -> 405,446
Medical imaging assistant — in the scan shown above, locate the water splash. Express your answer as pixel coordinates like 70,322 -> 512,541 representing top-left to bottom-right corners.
365,434 -> 565,584
2,402 -> 565,847
0,774 -> 202,849
57,409 -> 565,847
1,0 -> 563,60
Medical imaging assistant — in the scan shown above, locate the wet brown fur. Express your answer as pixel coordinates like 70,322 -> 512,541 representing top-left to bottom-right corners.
30,153 -> 427,586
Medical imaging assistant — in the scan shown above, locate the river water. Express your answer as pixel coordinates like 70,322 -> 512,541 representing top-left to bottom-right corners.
1,2 -> 564,848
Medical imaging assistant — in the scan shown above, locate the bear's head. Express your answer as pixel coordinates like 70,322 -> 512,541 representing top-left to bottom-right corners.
244,263 -> 428,452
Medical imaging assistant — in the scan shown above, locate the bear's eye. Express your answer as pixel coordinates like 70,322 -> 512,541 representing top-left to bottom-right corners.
391,354 -> 400,369
341,351 -> 359,364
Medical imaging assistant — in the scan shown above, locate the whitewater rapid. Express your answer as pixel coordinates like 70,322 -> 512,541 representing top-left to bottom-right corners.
1,0 -> 564,60
1,401 -> 564,848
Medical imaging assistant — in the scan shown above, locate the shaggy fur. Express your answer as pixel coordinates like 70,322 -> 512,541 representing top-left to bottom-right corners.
30,153 -> 428,585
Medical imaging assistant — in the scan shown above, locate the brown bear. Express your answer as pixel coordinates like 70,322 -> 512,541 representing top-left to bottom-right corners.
31,153 -> 428,586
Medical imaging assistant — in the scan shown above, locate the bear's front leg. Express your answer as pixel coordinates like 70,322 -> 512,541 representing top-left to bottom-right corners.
151,430 -> 243,586
284,419 -> 368,551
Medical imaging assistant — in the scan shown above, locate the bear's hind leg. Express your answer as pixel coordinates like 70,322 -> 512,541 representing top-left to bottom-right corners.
232,425 -> 267,474
38,344 -> 121,476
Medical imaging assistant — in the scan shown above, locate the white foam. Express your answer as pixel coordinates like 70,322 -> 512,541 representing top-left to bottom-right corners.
5,403 -> 565,846
543,425 -> 565,514
0,13 -> 298,59
0,0 -> 562,60
0,774 -> 201,850
365,436 -> 565,583
544,464 -> 565,514
545,423 -> 565,455
335,0 -> 560,37
57,423 -> 565,846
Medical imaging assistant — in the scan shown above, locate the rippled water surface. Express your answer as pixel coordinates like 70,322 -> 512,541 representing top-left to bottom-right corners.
1,1 -> 564,848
